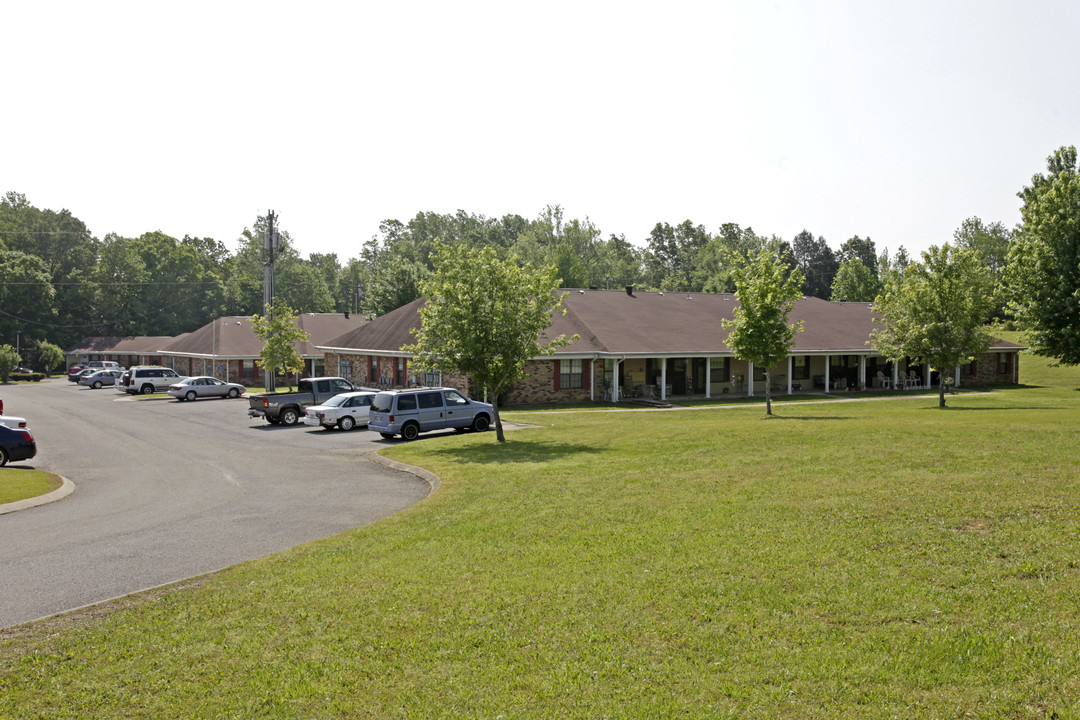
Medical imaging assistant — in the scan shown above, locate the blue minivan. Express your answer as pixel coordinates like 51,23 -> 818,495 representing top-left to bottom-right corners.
368,387 -> 493,440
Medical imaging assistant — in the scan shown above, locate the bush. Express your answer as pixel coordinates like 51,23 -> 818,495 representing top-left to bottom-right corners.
10,372 -> 44,382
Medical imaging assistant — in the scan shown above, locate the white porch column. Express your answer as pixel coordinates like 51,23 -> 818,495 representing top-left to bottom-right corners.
954,366 -> 961,387
747,361 -> 754,397
705,357 -> 711,399
824,355 -> 831,392
614,360 -> 621,402
858,356 -> 866,390
787,356 -> 793,395
924,366 -> 931,389
660,361 -> 667,401
892,364 -> 900,389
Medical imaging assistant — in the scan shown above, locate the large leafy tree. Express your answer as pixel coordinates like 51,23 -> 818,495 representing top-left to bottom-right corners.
831,258 -> 881,302
250,301 -> 309,391
404,242 -> 575,442
0,249 -> 56,345
722,249 -> 805,416
642,220 -> 712,292
871,244 -> 995,408
0,344 -> 20,383
1004,146 -> 1080,365
36,341 -> 65,376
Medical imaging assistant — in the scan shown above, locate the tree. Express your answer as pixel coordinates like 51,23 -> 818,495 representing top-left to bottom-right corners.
721,249 -> 805,416
871,244 -> 995,408
830,258 -> 881,302
1004,146 -> 1080,365
404,242 -> 575,442
36,341 -> 64,376
837,235 -> 878,276
0,344 -> 20,383
250,302 -> 309,391
792,230 -> 838,298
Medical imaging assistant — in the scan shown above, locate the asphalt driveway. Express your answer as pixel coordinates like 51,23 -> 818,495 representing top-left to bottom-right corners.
0,379 -> 431,628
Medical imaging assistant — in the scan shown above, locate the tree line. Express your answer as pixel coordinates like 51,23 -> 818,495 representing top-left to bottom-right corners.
0,140 -> 1072,372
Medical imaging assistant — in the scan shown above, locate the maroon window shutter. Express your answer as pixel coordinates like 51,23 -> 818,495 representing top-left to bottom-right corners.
553,359 -> 561,391
583,360 -> 591,388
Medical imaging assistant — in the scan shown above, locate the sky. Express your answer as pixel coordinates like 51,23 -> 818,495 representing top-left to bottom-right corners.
4,1 -> 1078,263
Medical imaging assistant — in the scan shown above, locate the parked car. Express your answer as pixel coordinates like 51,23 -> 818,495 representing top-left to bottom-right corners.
86,360 -> 123,371
13,366 -> 33,374
79,369 -> 124,389
68,368 -> 95,383
119,366 -> 184,395
0,414 -> 28,429
368,387 -> 493,440
168,376 -> 245,401
0,424 -> 37,467
247,377 -> 365,426
302,391 -> 377,431
66,365 -> 84,377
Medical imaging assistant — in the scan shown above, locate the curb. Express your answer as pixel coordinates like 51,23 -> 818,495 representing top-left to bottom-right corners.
368,453 -> 441,496
0,475 -> 76,515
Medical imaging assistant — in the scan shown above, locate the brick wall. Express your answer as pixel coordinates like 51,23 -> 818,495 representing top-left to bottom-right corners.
965,351 -> 1020,386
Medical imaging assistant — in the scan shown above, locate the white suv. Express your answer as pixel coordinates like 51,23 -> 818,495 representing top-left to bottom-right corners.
120,366 -> 184,395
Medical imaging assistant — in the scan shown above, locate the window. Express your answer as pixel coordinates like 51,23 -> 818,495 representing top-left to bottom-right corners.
338,358 -> 352,380
396,357 -> 406,386
422,369 -> 442,387
444,390 -> 468,406
961,361 -> 975,377
397,394 -> 417,411
560,359 -> 583,389
331,379 -> 354,393
793,356 -> 810,380
369,357 -> 378,384
418,392 -> 443,409
710,358 -> 731,383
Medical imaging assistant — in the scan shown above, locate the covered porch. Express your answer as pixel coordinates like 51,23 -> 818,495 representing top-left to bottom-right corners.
604,354 -> 937,402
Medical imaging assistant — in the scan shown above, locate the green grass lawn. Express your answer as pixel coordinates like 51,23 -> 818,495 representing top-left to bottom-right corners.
0,469 -> 61,505
1,344 -> 1078,718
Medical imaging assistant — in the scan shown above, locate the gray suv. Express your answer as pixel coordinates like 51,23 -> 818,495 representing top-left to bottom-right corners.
368,387 -> 493,440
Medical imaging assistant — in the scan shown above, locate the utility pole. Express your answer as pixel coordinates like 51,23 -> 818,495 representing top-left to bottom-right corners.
263,210 -> 279,391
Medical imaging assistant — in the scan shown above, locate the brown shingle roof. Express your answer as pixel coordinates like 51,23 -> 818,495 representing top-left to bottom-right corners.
162,313 -> 367,359
64,336 -> 174,354
317,289 -> 1025,357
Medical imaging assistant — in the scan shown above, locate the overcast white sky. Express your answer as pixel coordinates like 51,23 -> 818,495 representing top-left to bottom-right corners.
4,1 -> 1078,262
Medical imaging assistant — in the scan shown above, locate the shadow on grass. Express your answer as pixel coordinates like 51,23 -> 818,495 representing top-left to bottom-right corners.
409,437 -> 601,465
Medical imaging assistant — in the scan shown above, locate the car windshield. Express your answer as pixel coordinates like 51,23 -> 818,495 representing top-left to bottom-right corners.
370,392 -> 394,413
324,395 -> 348,407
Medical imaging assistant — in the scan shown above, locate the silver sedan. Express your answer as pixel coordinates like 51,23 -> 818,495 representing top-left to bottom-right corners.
167,376 -> 246,401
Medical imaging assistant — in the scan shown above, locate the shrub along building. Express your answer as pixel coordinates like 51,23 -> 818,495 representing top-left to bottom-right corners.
318,287 -> 1025,405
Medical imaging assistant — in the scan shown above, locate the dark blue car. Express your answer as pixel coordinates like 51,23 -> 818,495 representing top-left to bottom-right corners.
0,424 -> 37,467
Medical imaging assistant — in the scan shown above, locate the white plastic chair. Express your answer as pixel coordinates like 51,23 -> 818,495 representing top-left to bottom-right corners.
876,371 -> 891,389
908,371 -> 920,390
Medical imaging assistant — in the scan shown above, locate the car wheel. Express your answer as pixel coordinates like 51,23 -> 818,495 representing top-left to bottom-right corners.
379,432 -> 396,440
92,381 -> 102,389
140,384 -> 154,395
227,388 -> 240,399
471,414 -> 490,432
339,416 -> 355,431
280,408 -> 300,426
0,448 -> 8,467
401,422 -> 420,441
185,390 -> 197,402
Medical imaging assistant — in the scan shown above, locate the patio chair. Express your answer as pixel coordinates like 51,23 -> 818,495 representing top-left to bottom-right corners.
907,371 -> 920,390
876,371 -> 891,389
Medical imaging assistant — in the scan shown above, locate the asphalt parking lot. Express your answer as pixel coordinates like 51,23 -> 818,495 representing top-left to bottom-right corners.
0,379 -> 432,628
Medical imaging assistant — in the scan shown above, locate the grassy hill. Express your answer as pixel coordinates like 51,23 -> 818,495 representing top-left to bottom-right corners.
2,345 -> 1079,718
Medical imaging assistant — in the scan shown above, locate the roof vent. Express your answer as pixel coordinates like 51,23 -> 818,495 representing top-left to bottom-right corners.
686,294 -> 691,300
626,285 -> 634,296
658,291 -> 664,296
579,289 -> 585,294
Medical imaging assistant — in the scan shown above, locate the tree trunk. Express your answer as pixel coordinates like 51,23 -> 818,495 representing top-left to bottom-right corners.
939,377 -> 947,408
491,388 -> 506,442
765,371 -> 773,416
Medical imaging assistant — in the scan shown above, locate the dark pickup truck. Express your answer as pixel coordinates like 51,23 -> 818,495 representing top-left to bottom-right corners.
247,377 -> 365,426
